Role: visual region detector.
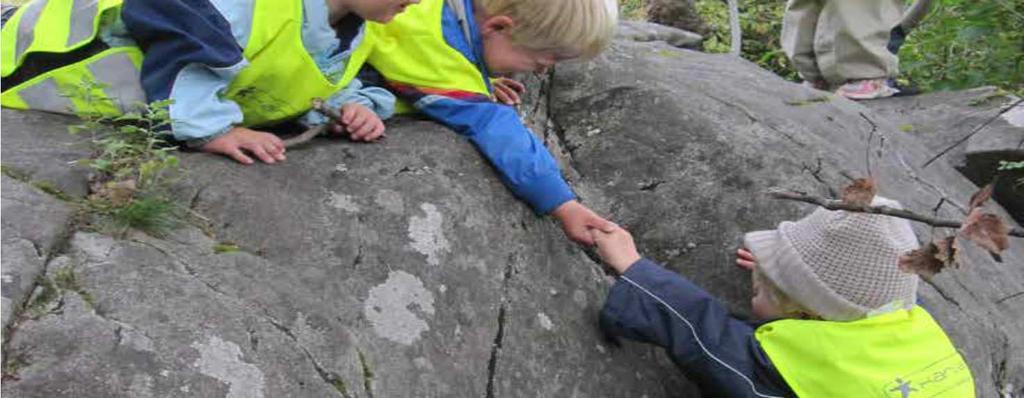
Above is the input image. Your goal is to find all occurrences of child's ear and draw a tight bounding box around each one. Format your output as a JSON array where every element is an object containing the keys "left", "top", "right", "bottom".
[{"left": 480, "top": 15, "right": 515, "bottom": 36}]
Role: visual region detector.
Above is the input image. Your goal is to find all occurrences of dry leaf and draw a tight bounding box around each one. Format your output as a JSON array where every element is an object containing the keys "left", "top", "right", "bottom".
[
  {"left": 959, "top": 208, "right": 1010, "bottom": 262},
  {"left": 934, "top": 236, "right": 959, "bottom": 269},
  {"left": 968, "top": 184, "right": 994, "bottom": 210},
  {"left": 841, "top": 178, "right": 877, "bottom": 206},
  {"left": 91, "top": 179, "right": 137, "bottom": 206},
  {"left": 899, "top": 243, "right": 944, "bottom": 277}
]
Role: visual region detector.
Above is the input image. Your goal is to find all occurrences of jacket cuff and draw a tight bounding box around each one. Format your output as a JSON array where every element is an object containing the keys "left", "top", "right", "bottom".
[
  {"left": 524, "top": 173, "right": 576, "bottom": 215},
  {"left": 184, "top": 125, "right": 233, "bottom": 149},
  {"left": 603, "top": 258, "right": 661, "bottom": 317}
]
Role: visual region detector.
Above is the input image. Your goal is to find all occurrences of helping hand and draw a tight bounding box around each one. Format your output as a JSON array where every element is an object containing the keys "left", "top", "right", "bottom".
[
  {"left": 492, "top": 77, "right": 526, "bottom": 105},
  {"left": 590, "top": 223, "right": 642, "bottom": 274},
  {"left": 551, "top": 200, "right": 613, "bottom": 246},
  {"left": 202, "top": 126, "right": 287, "bottom": 165},
  {"left": 735, "top": 248, "right": 757, "bottom": 271}
]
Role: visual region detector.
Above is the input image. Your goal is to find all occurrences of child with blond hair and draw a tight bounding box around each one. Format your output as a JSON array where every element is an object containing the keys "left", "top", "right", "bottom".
[
  {"left": 592, "top": 197, "right": 975, "bottom": 397},
  {"left": 365, "top": 0, "right": 619, "bottom": 245}
]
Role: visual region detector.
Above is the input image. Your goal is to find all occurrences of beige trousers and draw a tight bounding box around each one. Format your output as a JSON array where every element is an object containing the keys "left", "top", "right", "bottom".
[{"left": 781, "top": 0, "right": 903, "bottom": 85}]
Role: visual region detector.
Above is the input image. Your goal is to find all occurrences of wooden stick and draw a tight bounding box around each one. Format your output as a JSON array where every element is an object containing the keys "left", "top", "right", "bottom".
[
  {"left": 283, "top": 125, "right": 325, "bottom": 148},
  {"left": 767, "top": 188, "right": 1024, "bottom": 238},
  {"left": 281, "top": 99, "right": 337, "bottom": 148}
]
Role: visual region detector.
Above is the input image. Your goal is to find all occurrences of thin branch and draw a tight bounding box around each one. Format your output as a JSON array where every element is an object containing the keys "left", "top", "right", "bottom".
[
  {"left": 859, "top": 112, "right": 878, "bottom": 178},
  {"left": 283, "top": 125, "right": 326, "bottom": 148},
  {"left": 282, "top": 99, "right": 340, "bottom": 148},
  {"left": 922, "top": 98, "right": 1024, "bottom": 168},
  {"left": 767, "top": 188, "right": 1024, "bottom": 238}
]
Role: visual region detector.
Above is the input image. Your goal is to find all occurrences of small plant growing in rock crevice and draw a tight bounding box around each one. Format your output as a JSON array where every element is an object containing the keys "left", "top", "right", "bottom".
[
  {"left": 68, "top": 97, "right": 184, "bottom": 237},
  {"left": 999, "top": 160, "right": 1024, "bottom": 188}
]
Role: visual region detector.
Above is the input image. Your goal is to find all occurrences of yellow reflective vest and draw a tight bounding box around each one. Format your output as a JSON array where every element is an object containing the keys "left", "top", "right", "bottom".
[
  {"left": 366, "top": 0, "right": 490, "bottom": 113},
  {"left": 1, "top": 0, "right": 371, "bottom": 127},
  {"left": 755, "top": 306, "right": 975, "bottom": 397}
]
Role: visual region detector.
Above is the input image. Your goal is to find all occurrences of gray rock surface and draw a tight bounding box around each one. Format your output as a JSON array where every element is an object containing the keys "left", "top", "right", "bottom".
[
  {"left": 2, "top": 29, "right": 1022, "bottom": 398},
  {"left": 864, "top": 88, "right": 1024, "bottom": 221},
  {"left": 616, "top": 20, "right": 703, "bottom": 50},
  {"left": 0, "top": 109, "right": 93, "bottom": 199},
  {"left": 1, "top": 175, "right": 75, "bottom": 331}
]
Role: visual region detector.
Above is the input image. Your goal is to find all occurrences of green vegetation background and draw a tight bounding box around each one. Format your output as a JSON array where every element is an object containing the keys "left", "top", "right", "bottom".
[{"left": 621, "top": 0, "right": 1023, "bottom": 94}]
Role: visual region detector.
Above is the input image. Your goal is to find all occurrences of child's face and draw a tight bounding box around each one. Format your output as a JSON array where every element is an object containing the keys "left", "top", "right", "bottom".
[
  {"left": 346, "top": 0, "right": 419, "bottom": 23},
  {"left": 751, "top": 274, "right": 785, "bottom": 320},
  {"left": 478, "top": 15, "right": 577, "bottom": 76}
]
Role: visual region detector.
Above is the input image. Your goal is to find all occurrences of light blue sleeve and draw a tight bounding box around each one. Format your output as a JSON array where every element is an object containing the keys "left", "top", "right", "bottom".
[
  {"left": 298, "top": 78, "right": 396, "bottom": 127},
  {"left": 166, "top": 61, "right": 248, "bottom": 146}
]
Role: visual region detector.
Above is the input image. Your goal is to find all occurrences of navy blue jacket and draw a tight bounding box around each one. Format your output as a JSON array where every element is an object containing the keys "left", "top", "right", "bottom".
[{"left": 600, "top": 259, "right": 796, "bottom": 398}]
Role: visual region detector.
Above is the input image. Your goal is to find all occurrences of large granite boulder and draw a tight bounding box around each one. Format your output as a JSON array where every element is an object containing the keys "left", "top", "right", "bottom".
[{"left": 2, "top": 27, "right": 1022, "bottom": 397}]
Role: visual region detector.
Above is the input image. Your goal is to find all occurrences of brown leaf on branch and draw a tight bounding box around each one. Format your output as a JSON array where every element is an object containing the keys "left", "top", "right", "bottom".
[
  {"left": 934, "top": 236, "right": 959, "bottom": 268},
  {"left": 899, "top": 243, "right": 943, "bottom": 277},
  {"left": 899, "top": 237, "right": 959, "bottom": 277},
  {"left": 959, "top": 208, "right": 1010, "bottom": 262},
  {"left": 841, "top": 178, "right": 876, "bottom": 206},
  {"left": 968, "top": 184, "right": 994, "bottom": 210}
]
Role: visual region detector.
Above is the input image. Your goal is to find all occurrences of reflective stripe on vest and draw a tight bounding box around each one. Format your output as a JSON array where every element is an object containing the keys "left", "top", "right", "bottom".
[
  {"left": 366, "top": 0, "right": 490, "bottom": 98},
  {"left": 1, "top": 0, "right": 142, "bottom": 116},
  {"left": 223, "top": 0, "right": 374, "bottom": 127},
  {"left": 755, "top": 306, "right": 975, "bottom": 397},
  {"left": 1, "top": 46, "right": 144, "bottom": 115},
  {"left": 1, "top": 0, "right": 114, "bottom": 78}
]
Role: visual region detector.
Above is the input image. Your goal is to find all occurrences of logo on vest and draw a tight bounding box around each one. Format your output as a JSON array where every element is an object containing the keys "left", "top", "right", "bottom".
[
  {"left": 882, "top": 353, "right": 971, "bottom": 397},
  {"left": 889, "top": 378, "right": 916, "bottom": 397}
]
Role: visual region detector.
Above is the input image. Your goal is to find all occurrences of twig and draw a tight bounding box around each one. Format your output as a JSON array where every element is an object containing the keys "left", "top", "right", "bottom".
[
  {"left": 282, "top": 99, "right": 340, "bottom": 148},
  {"left": 311, "top": 98, "right": 344, "bottom": 124},
  {"left": 283, "top": 125, "right": 326, "bottom": 148},
  {"left": 922, "top": 98, "right": 1024, "bottom": 168},
  {"left": 767, "top": 188, "right": 1024, "bottom": 238},
  {"left": 859, "top": 112, "right": 878, "bottom": 179}
]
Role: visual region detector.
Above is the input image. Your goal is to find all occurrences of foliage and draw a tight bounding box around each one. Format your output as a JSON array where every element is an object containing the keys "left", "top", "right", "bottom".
[
  {"left": 899, "top": 0, "right": 1024, "bottom": 93},
  {"left": 626, "top": 0, "right": 1023, "bottom": 92},
  {"left": 68, "top": 95, "right": 185, "bottom": 237},
  {"left": 619, "top": 0, "right": 647, "bottom": 20},
  {"left": 999, "top": 160, "right": 1024, "bottom": 188},
  {"left": 695, "top": 0, "right": 797, "bottom": 81}
]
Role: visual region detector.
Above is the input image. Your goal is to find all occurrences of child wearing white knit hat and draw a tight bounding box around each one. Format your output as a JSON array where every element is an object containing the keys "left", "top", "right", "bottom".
[{"left": 593, "top": 197, "right": 975, "bottom": 397}]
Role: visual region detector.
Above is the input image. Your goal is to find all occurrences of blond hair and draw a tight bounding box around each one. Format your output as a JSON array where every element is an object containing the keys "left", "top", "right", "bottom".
[
  {"left": 476, "top": 0, "right": 618, "bottom": 59},
  {"left": 752, "top": 268, "right": 819, "bottom": 320}
]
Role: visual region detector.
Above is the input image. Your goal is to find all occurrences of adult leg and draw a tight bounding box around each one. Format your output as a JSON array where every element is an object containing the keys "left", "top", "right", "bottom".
[
  {"left": 781, "top": 0, "right": 827, "bottom": 87},
  {"left": 815, "top": 0, "right": 903, "bottom": 98}
]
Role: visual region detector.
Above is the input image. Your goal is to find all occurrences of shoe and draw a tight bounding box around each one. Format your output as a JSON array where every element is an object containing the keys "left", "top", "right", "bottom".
[
  {"left": 835, "top": 79, "right": 899, "bottom": 100},
  {"left": 801, "top": 79, "right": 830, "bottom": 91}
]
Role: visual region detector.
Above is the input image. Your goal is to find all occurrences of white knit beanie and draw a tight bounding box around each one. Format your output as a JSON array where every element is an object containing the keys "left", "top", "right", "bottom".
[{"left": 742, "top": 196, "right": 920, "bottom": 321}]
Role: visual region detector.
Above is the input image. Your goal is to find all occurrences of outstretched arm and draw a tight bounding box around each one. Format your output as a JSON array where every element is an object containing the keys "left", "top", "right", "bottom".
[{"left": 592, "top": 226, "right": 794, "bottom": 397}]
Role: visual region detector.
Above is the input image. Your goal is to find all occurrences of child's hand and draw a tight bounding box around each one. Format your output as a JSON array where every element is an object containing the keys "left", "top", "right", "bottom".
[
  {"left": 591, "top": 224, "right": 642, "bottom": 274},
  {"left": 735, "top": 248, "right": 758, "bottom": 271},
  {"left": 332, "top": 103, "right": 385, "bottom": 142},
  {"left": 202, "top": 126, "right": 287, "bottom": 165},
  {"left": 492, "top": 77, "right": 525, "bottom": 105},
  {"left": 551, "top": 200, "right": 614, "bottom": 246}
]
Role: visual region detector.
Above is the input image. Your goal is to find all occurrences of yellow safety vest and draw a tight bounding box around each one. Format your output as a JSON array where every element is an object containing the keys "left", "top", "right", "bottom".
[
  {"left": 1, "top": 0, "right": 143, "bottom": 116},
  {"left": 1, "top": 0, "right": 372, "bottom": 127},
  {"left": 755, "top": 306, "right": 975, "bottom": 397},
  {"left": 365, "top": 0, "right": 489, "bottom": 113}
]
